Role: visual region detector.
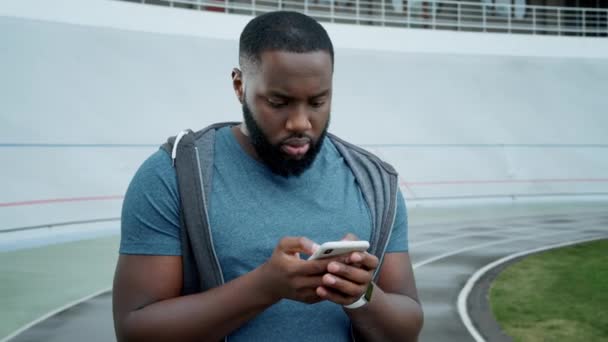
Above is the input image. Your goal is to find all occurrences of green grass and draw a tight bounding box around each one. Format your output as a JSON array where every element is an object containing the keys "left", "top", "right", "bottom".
[
  {"left": 0, "top": 236, "right": 119, "bottom": 339},
  {"left": 490, "top": 239, "right": 608, "bottom": 342}
]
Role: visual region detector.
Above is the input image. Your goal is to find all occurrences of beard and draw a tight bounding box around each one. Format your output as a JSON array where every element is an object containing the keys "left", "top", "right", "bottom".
[{"left": 242, "top": 99, "right": 328, "bottom": 177}]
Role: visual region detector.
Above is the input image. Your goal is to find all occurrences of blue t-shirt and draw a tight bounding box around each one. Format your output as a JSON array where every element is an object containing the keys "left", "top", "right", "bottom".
[{"left": 120, "top": 126, "right": 408, "bottom": 341}]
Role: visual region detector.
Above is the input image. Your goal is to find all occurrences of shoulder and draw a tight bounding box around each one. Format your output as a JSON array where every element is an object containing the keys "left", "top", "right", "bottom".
[
  {"left": 125, "top": 149, "right": 178, "bottom": 203},
  {"left": 137, "top": 149, "right": 176, "bottom": 183},
  {"left": 162, "top": 123, "right": 241, "bottom": 150},
  {"left": 327, "top": 133, "right": 398, "bottom": 176}
]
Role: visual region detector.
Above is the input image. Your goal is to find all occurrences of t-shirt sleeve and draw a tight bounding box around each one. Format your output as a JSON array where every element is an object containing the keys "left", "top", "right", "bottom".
[
  {"left": 384, "top": 189, "right": 408, "bottom": 253},
  {"left": 119, "top": 149, "right": 182, "bottom": 256}
]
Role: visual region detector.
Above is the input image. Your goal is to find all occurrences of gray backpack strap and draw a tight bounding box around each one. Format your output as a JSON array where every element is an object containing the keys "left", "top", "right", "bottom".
[
  {"left": 328, "top": 134, "right": 399, "bottom": 282},
  {"left": 160, "top": 122, "right": 240, "bottom": 296},
  {"left": 161, "top": 128, "right": 224, "bottom": 295}
]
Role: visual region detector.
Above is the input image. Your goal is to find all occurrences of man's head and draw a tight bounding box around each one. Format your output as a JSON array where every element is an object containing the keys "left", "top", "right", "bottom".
[{"left": 232, "top": 11, "right": 334, "bottom": 177}]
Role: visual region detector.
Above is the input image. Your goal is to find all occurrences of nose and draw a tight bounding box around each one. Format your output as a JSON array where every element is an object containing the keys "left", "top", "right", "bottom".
[{"left": 285, "top": 105, "right": 312, "bottom": 133}]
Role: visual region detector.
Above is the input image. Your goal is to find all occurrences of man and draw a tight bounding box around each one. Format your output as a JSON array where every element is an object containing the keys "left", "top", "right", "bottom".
[{"left": 113, "top": 11, "right": 423, "bottom": 341}]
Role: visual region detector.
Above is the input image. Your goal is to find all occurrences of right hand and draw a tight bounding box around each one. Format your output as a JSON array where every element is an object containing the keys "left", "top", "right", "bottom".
[{"left": 258, "top": 237, "right": 341, "bottom": 304}]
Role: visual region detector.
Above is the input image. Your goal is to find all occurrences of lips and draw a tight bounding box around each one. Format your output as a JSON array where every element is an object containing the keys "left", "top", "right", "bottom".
[{"left": 281, "top": 138, "right": 311, "bottom": 157}]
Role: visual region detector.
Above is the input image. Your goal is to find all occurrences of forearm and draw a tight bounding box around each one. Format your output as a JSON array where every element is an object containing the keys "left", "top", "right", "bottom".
[
  {"left": 118, "top": 267, "right": 275, "bottom": 341},
  {"left": 346, "top": 286, "right": 423, "bottom": 342}
]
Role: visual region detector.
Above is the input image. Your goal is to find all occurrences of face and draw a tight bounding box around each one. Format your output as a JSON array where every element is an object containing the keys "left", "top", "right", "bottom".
[{"left": 234, "top": 50, "right": 333, "bottom": 177}]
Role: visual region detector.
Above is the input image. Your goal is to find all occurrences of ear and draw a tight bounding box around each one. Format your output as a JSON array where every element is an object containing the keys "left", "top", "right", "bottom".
[{"left": 232, "top": 68, "right": 244, "bottom": 104}]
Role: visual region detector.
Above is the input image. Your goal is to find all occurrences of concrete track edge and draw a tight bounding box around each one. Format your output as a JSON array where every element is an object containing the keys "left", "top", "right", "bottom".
[{"left": 1, "top": 287, "right": 112, "bottom": 342}]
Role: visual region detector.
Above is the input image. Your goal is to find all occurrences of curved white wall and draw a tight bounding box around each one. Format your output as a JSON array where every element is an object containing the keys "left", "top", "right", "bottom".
[{"left": 1, "top": 0, "right": 607, "bottom": 232}]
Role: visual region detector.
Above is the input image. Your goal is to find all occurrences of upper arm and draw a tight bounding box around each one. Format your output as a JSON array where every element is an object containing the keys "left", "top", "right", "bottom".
[
  {"left": 120, "top": 150, "right": 181, "bottom": 256},
  {"left": 376, "top": 252, "right": 419, "bottom": 302},
  {"left": 114, "top": 150, "right": 184, "bottom": 337},
  {"left": 112, "top": 255, "right": 183, "bottom": 337},
  {"left": 384, "top": 190, "right": 408, "bottom": 253},
  {"left": 375, "top": 188, "right": 418, "bottom": 300}
]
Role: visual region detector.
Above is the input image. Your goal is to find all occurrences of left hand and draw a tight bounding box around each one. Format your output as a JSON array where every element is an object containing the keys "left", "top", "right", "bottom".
[{"left": 315, "top": 234, "right": 379, "bottom": 306}]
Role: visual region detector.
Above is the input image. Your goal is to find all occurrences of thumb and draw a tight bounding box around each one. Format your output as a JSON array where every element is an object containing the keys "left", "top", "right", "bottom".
[
  {"left": 278, "top": 237, "right": 320, "bottom": 255},
  {"left": 341, "top": 233, "right": 359, "bottom": 241}
]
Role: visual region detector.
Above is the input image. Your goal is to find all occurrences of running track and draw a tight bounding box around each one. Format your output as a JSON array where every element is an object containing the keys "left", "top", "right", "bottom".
[{"left": 5, "top": 204, "right": 608, "bottom": 341}]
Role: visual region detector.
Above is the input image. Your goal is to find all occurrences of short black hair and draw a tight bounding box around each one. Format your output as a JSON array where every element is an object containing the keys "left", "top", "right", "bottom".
[{"left": 239, "top": 11, "right": 334, "bottom": 71}]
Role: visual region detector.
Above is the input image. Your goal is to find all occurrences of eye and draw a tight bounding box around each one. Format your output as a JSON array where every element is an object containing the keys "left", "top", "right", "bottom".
[
  {"left": 267, "top": 98, "right": 287, "bottom": 108},
  {"left": 311, "top": 101, "right": 325, "bottom": 108},
  {"left": 310, "top": 96, "right": 326, "bottom": 108}
]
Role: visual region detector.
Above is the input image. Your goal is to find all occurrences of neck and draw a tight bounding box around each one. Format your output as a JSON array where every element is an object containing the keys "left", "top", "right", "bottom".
[{"left": 232, "top": 124, "right": 261, "bottom": 161}]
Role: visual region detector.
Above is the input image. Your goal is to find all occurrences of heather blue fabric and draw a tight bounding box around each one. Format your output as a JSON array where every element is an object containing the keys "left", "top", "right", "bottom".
[{"left": 120, "top": 126, "right": 408, "bottom": 341}]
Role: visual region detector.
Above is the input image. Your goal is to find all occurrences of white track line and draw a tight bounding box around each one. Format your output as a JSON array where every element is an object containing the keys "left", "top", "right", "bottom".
[
  {"left": 413, "top": 228, "right": 605, "bottom": 269},
  {"left": 409, "top": 218, "right": 585, "bottom": 235},
  {"left": 1, "top": 286, "right": 111, "bottom": 342},
  {"left": 408, "top": 211, "right": 603, "bottom": 234},
  {"left": 457, "top": 235, "right": 607, "bottom": 342},
  {"left": 411, "top": 232, "right": 505, "bottom": 248},
  {"left": 410, "top": 223, "right": 561, "bottom": 248}
]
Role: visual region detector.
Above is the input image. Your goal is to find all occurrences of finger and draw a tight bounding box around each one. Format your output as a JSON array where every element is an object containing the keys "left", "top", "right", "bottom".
[
  {"left": 321, "top": 273, "right": 366, "bottom": 298},
  {"left": 296, "top": 288, "right": 324, "bottom": 304},
  {"left": 299, "top": 258, "right": 336, "bottom": 275},
  {"left": 316, "top": 286, "right": 359, "bottom": 306},
  {"left": 340, "top": 233, "right": 359, "bottom": 241},
  {"left": 317, "top": 253, "right": 352, "bottom": 265},
  {"left": 327, "top": 261, "right": 372, "bottom": 285},
  {"left": 349, "top": 252, "right": 379, "bottom": 270},
  {"left": 312, "top": 252, "right": 357, "bottom": 266},
  {"left": 288, "top": 274, "right": 323, "bottom": 290},
  {"left": 300, "top": 251, "right": 353, "bottom": 275},
  {"left": 278, "top": 237, "right": 320, "bottom": 255},
  {"left": 301, "top": 292, "right": 324, "bottom": 304},
  {"left": 297, "top": 275, "right": 325, "bottom": 289}
]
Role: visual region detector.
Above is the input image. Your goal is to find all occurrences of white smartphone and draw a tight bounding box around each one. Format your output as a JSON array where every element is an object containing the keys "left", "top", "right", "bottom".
[{"left": 307, "top": 240, "right": 370, "bottom": 260}]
